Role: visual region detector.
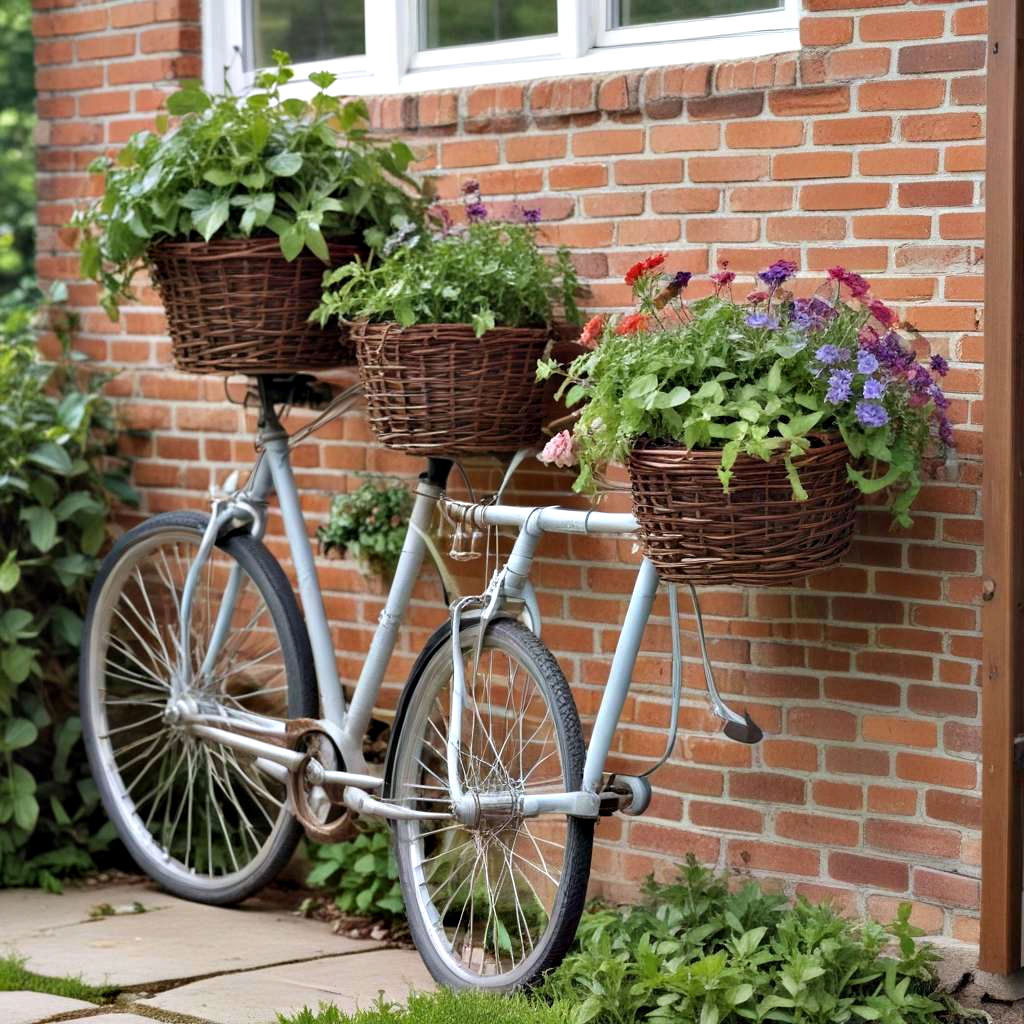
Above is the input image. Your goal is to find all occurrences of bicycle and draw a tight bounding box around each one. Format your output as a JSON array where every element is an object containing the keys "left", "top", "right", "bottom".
[{"left": 80, "top": 373, "right": 764, "bottom": 990}]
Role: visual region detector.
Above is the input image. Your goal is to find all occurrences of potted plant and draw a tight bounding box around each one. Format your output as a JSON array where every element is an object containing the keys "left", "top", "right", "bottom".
[
  {"left": 72, "top": 52, "right": 425, "bottom": 375},
  {"left": 314, "top": 184, "right": 581, "bottom": 456},
  {"left": 537, "top": 256, "right": 953, "bottom": 586}
]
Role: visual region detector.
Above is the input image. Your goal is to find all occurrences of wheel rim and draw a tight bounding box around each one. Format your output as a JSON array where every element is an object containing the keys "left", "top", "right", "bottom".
[
  {"left": 85, "top": 530, "right": 293, "bottom": 890},
  {"left": 393, "top": 632, "right": 574, "bottom": 984}
]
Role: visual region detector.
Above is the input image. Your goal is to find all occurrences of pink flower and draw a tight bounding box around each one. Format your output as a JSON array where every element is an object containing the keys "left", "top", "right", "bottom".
[
  {"left": 869, "top": 299, "right": 896, "bottom": 327},
  {"left": 579, "top": 314, "right": 606, "bottom": 349},
  {"left": 746, "top": 290, "right": 769, "bottom": 304},
  {"left": 538, "top": 430, "right": 578, "bottom": 468}
]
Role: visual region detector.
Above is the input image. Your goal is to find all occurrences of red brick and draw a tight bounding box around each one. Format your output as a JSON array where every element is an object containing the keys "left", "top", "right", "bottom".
[
  {"left": 549, "top": 164, "right": 607, "bottom": 190},
  {"left": 769, "top": 86, "right": 850, "bottom": 116},
  {"left": 726, "top": 120, "right": 804, "bottom": 149},
  {"left": 651, "top": 188, "right": 720, "bottom": 214},
  {"left": 529, "top": 78, "right": 595, "bottom": 114},
  {"left": 860, "top": 79, "right": 946, "bottom": 111},
  {"left": 690, "top": 155, "right": 768, "bottom": 182},
  {"left": 801, "top": 182, "right": 890, "bottom": 210},
  {"left": 813, "top": 116, "right": 893, "bottom": 145},
  {"left": 831, "top": 852, "right": 909, "bottom": 892},
  {"left": 913, "top": 868, "right": 979, "bottom": 909},
  {"left": 907, "top": 685, "right": 978, "bottom": 719},
  {"left": 573, "top": 129, "right": 645, "bottom": 157},
  {"left": 505, "top": 135, "right": 566, "bottom": 162},
  {"left": 867, "top": 786, "right": 918, "bottom": 816},
  {"left": 767, "top": 217, "right": 846, "bottom": 241},
  {"left": 866, "top": 820, "right": 960, "bottom": 859},
  {"left": 776, "top": 811, "right": 859, "bottom": 847},
  {"left": 690, "top": 800, "right": 763, "bottom": 833},
  {"left": 827, "top": 48, "right": 891, "bottom": 81},
  {"left": 619, "top": 219, "right": 681, "bottom": 245},
  {"left": 860, "top": 148, "right": 940, "bottom": 176},
  {"left": 953, "top": 6, "right": 987, "bottom": 36},
  {"left": 763, "top": 739, "right": 819, "bottom": 772},
  {"left": 688, "top": 92, "right": 764, "bottom": 120},
  {"left": 902, "top": 113, "right": 983, "bottom": 142},
  {"left": 441, "top": 139, "right": 499, "bottom": 168},
  {"left": 800, "top": 16, "right": 853, "bottom": 45},
  {"left": 730, "top": 186, "right": 793, "bottom": 212},
  {"left": 814, "top": 780, "right": 863, "bottom": 810},
  {"left": 898, "top": 41, "right": 986, "bottom": 75},
  {"left": 615, "top": 159, "right": 683, "bottom": 185},
  {"left": 853, "top": 215, "right": 932, "bottom": 240},
  {"left": 773, "top": 152, "right": 852, "bottom": 180},
  {"left": 896, "top": 753, "right": 976, "bottom": 790},
  {"left": 898, "top": 181, "right": 975, "bottom": 208},
  {"left": 730, "top": 772, "right": 805, "bottom": 805},
  {"left": 650, "top": 124, "right": 720, "bottom": 152},
  {"left": 860, "top": 11, "right": 946, "bottom": 41},
  {"left": 926, "top": 789, "right": 982, "bottom": 830},
  {"left": 728, "top": 840, "right": 820, "bottom": 876}
]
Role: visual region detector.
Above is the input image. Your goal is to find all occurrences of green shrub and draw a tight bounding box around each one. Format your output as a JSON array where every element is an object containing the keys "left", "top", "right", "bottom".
[
  {"left": 0, "top": 287, "right": 137, "bottom": 889},
  {"left": 540, "top": 856, "right": 980, "bottom": 1024},
  {"left": 318, "top": 475, "right": 412, "bottom": 579},
  {"left": 306, "top": 820, "right": 404, "bottom": 919},
  {"left": 279, "top": 990, "right": 568, "bottom": 1024}
]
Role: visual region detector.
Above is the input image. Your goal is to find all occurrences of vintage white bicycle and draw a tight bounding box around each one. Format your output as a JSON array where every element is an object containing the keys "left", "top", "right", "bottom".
[{"left": 80, "top": 374, "right": 762, "bottom": 990}]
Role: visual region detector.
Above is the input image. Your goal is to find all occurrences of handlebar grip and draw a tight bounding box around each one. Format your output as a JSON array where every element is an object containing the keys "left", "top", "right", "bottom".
[{"left": 723, "top": 711, "right": 764, "bottom": 745}]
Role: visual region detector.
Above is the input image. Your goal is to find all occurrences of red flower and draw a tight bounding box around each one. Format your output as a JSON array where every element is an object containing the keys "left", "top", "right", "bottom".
[
  {"left": 711, "top": 268, "right": 735, "bottom": 287},
  {"left": 579, "top": 314, "right": 606, "bottom": 349},
  {"left": 616, "top": 313, "right": 650, "bottom": 336},
  {"left": 869, "top": 299, "right": 896, "bottom": 327},
  {"left": 624, "top": 252, "right": 667, "bottom": 286},
  {"left": 746, "top": 290, "right": 769, "bottom": 304},
  {"left": 827, "top": 265, "right": 848, "bottom": 281}
]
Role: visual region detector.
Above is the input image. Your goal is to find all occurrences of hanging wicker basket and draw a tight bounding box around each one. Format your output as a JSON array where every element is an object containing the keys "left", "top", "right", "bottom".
[
  {"left": 628, "top": 436, "right": 859, "bottom": 586},
  {"left": 351, "top": 321, "right": 551, "bottom": 456},
  {"left": 147, "top": 237, "right": 364, "bottom": 374}
]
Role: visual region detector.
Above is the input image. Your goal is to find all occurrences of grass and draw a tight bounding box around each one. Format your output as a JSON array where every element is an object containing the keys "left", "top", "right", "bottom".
[
  {"left": 278, "top": 990, "right": 570, "bottom": 1024},
  {"left": 0, "top": 953, "right": 118, "bottom": 1004}
]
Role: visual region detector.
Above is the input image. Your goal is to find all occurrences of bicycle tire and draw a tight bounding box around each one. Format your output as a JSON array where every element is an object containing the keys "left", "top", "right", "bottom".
[
  {"left": 386, "top": 617, "right": 594, "bottom": 990},
  {"left": 80, "top": 511, "right": 316, "bottom": 905}
]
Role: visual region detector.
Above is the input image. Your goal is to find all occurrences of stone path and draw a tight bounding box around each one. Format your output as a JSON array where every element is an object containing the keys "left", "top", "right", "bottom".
[{"left": 0, "top": 879, "right": 433, "bottom": 1023}]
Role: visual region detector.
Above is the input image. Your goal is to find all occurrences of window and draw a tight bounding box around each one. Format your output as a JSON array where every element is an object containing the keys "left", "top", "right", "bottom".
[{"left": 202, "top": 1, "right": 799, "bottom": 96}]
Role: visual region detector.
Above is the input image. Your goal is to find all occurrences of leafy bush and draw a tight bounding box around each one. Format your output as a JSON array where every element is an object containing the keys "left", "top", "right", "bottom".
[
  {"left": 318, "top": 475, "right": 412, "bottom": 578},
  {"left": 540, "top": 857, "right": 979, "bottom": 1024},
  {"left": 279, "top": 990, "right": 569, "bottom": 1024},
  {"left": 306, "top": 820, "right": 404, "bottom": 919},
  {"left": 539, "top": 258, "right": 952, "bottom": 527},
  {"left": 0, "top": 288, "right": 136, "bottom": 888},
  {"left": 73, "top": 52, "right": 425, "bottom": 320},
  {"left": 316, "top": 184, "right": 581, "bottom": 337}
]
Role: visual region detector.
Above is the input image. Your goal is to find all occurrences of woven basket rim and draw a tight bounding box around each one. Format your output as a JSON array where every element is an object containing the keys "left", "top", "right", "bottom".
[
  {"left": 351, "top": 320, "right": 551, "bottom": 338},
  {"left": 147, "top": 236, "right": 364, "bottom": 263},
  {"left": 631, "top": 432, "right": 849, "bottom": 464}
]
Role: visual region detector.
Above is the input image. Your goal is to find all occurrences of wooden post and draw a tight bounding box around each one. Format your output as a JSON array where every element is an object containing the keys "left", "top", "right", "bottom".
[{"left": 981, "top": 0, "right": 1024, "bottom": 976}]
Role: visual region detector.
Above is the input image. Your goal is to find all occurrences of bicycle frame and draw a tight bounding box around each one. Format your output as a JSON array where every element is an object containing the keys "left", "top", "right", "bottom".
[{"left": 173, "top": 390, "right": 748, "bottom": 825}]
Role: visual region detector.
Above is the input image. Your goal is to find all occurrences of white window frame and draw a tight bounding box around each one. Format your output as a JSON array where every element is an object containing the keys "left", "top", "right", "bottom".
[{"left": 203, "top": 0, "right": 800, "bottom": 96}]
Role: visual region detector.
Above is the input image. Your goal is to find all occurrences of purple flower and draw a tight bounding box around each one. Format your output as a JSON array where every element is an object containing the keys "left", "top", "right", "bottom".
[
  {"left": 857, "top": 350, "right": 879, "bottom": 375},
  {"left": 855, "top": 401, "right": 889, "bottom": 428},
  {"left": 521, "top": 207, "right": 542, "bottom": 223},
  {"left": 815, "top": 344, "right": 847, "bottom": 366},
  {"left": 746, "top": 312, "right": 778, "bottom": 329},
  {"left": 937, "top": 414, "right": 955, "bottom": 446},
  {"left": 863, "top": 377, "right": 886, "bottom": 400},
  {"left": 878, "top": 331, "right": 915, "bottom": 371},
  {"left": 930, "top": 353, "right": 949, "bottom": 377},
  {"left": 671, "top": 271, "right": 692, "bottom": 289},
  {"left": 929, "top": 382, "right": 949, "bottom": 410},
  {"left": 826, "top": 369, "right": 854, "bottom": 404},
  {"left": 758, "top": 259, "right": 798, "bottom": 288},
  {"left": 462, "top": 179, "right": 480, "bottom": 195},
  {"left": 466, "top": 201, "right": 488, "bottom": 222}
]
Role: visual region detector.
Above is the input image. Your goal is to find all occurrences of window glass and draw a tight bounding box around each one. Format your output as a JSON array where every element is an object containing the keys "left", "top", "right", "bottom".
[
  {"left": 249, "top": 0, "right": 365, "bottom": 68},
  {"left": 419, "top": 0, "right": 557, "bottom": 50},
  {"left": 609, "top": 0, "right": 781, "bottom": 28}
]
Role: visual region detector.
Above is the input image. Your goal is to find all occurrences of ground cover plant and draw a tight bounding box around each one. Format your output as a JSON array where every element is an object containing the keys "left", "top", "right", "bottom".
[
  {"left": 539, "top": 258, "right": 952, "bottom": 527},
  {"left": 316, "top": 182, "right": 580, "bottom": 337},
  {"left": 0, "top": 953, "right": 116, "bottom": 1003},
  {"left": 540, "top": 857, "right": 980, "bottom": 1024},
  {"left": 0, "top": 288, "right": 136, "bottom": 888},
  {"left": 73, "top": 51, "right": 424, "bottom": 319}
]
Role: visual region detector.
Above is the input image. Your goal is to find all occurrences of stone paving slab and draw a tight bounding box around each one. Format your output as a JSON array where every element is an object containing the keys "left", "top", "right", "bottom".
[
  {"left": 3, "top": 882, "right": 380, "bottom": 987},
  {"left": 71, "top": 1016, "right": 161, "bottom": 1024},
  {"left": 0, "top": 990, "right": 98, "bottom": 1024},
  {"left": 140, "top": 948, "right": 435, "bottom": 1024}
]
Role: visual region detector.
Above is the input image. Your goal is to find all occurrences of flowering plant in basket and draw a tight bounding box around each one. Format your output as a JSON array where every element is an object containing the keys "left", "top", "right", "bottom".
[{"left": 538, "top": 255, "right": 952, "bottom": 530}]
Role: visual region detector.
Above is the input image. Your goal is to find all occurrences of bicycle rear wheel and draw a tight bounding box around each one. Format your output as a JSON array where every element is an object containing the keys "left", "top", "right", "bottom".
[
  {"left": 387, "top": 618, "right": 593, "bottom": 990},
  {"left": 80, "top": 511, "right": 316, "bottom": 904}
]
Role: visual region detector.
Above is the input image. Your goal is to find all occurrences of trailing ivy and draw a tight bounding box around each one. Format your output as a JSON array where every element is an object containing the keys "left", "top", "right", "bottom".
[
  {"left": 0, "top": 286, "right": 137, "bottom": 889},
  {"left": 73, "top": 52, "right": 426, "bottom": 320}
]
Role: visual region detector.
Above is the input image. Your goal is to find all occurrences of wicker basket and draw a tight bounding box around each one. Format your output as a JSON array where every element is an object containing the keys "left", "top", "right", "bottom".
[
  {"left": 628, "top": 436, "right": 859, "bottom": 586},
  {"left": 352, "top": 322, "right": 550, "bottom": 456},
  {"left": 147, "top": 237, "right": 364, "bottom": 374}
]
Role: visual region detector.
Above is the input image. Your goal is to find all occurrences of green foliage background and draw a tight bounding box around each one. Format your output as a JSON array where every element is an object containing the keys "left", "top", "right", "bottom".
[{"left": 0, "top": 0, "right": 35, "bottom": 290}]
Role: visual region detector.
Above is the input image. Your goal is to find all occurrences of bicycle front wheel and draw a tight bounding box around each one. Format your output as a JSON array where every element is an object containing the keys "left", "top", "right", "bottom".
[
  {"left": 388, "top": 618, "right": 593, "bottom": 990},
  {"left": 80, "top": 511, "right": 316, "bottom": 904}
]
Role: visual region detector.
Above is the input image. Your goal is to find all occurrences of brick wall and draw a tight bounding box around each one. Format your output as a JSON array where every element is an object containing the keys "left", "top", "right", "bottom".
[{"left": 34, "top": 0, "right": 985, "bottom": 944}]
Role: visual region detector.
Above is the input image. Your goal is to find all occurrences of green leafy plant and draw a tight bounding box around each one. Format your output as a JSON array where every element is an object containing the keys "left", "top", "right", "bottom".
[
  {"left": 538, "top": 257, "right": 952, "bottom": 527},
  {"left": 0, "top": 286, "right": 137, "bottom": 889},
  {"left": 540, "top": 856, "right": 981, "bottom": 1024},
  {"left": 73, "top": 51, "right": 425, "bottom": 320},
  {"left": 318, "top": 475, "right": 412, "bottom": 578},
  {"left": 306, "top": 820, "right": 404, "bottom": 919},
  {"left": 316, "top": 184, "right": 581, "bottom": 337},
  {"left": 0, "top": 953, "right": 117, "bottom": 1004},
  {"left": 279, "top": 990, "right": 570, "bottom": 1024}
]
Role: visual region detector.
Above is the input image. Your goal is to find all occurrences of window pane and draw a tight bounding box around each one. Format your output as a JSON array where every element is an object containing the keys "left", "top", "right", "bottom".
[
  {"left": 610, "top": 0, "right": 781, "bottom": 27},
  {"left": 249, "top": 0, "right": 365, "bottom": 68},
  {"left": 419, "top": 0, "right": 557, "bottom": 50}
]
